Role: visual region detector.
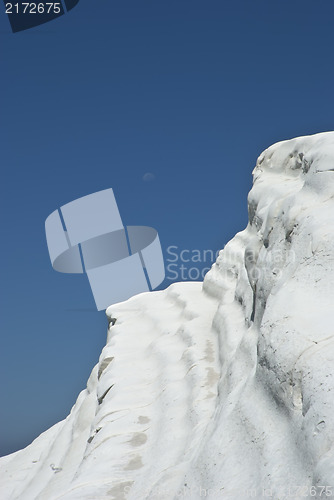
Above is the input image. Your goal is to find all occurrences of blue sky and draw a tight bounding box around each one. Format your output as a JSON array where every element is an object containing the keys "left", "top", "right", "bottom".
[{"left": 1, "top": 0, "right": 334, "bottom": 456}]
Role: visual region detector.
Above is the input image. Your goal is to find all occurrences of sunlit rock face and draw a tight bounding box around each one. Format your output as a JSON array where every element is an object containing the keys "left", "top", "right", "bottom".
[{"left": 1, "top": 132, "right": 334, "bottom": 500}]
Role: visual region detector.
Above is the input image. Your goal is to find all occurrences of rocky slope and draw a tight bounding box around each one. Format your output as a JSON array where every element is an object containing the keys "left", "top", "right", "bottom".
[{"left": 1, "top": 132, "right": 334, "bottom": 499}]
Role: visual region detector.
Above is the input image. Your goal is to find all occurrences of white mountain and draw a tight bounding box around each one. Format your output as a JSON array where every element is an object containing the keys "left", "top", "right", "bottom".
[{"left": 2, "top": 132, "right": 334, "bottom": 500}]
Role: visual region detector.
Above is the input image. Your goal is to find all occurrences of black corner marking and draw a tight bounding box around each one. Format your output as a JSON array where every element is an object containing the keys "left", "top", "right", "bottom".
[
  {"left": 4, "top": 1, "right": 81, "bottom": 33},
  {"left": 64, "top": 0, "right": 80, "bottom": 12}
]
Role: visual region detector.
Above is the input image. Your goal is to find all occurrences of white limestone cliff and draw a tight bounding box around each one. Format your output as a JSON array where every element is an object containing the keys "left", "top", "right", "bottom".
[{"left": 1, "top": 132, "right": 334, "bottom": 500}]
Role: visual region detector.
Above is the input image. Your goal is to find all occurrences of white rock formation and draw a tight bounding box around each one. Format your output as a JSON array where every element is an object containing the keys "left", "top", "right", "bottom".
[{"left": 1, "top": 132, "right": 334, "bottom": 499}]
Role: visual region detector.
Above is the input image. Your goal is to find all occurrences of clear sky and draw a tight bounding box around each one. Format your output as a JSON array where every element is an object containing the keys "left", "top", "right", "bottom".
[{"left": 1, "top": 0, "right": 334, "bottom": 456}]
